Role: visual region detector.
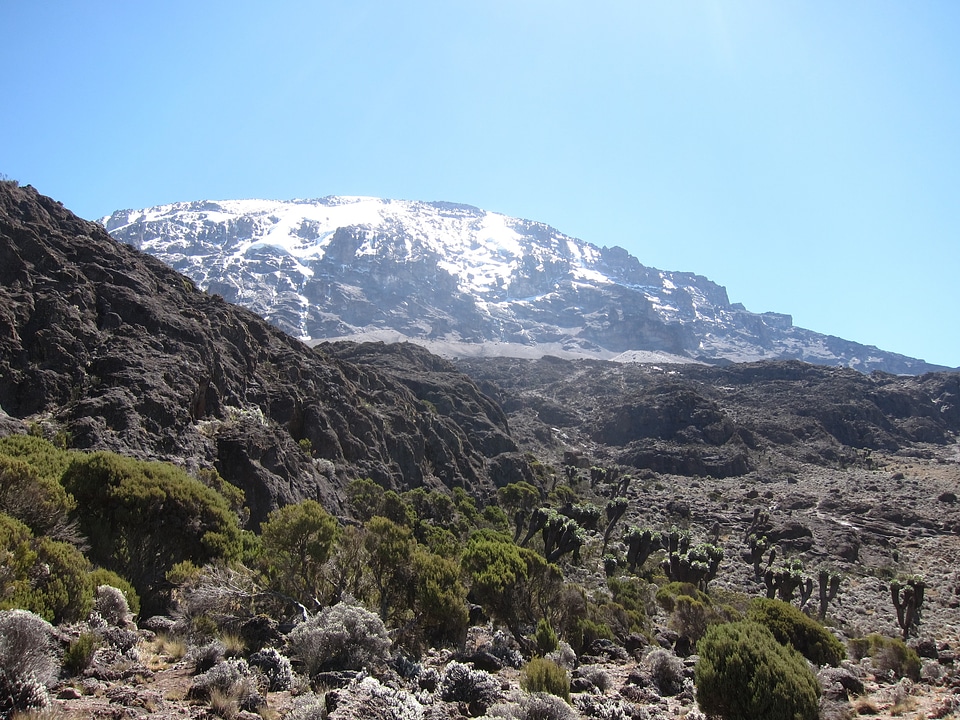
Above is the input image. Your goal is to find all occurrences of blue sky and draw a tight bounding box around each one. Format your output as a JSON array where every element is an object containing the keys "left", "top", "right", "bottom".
[{"left": 3, "top": 1, "right": 958, "bottom": 367}]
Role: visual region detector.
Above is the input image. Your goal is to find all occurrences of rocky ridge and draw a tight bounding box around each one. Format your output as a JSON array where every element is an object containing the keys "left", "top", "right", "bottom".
[
  {"left": 0, "top": 182, "right": 529, "bottom": 525},
  {"left": 101, "top": 197, "right": 952, "bottom": 375}
]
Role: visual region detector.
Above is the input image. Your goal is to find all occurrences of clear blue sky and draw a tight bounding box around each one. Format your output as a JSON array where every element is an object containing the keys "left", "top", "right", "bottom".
[{"left": 3, "top": 1, "right": 958, "bottom": 367}]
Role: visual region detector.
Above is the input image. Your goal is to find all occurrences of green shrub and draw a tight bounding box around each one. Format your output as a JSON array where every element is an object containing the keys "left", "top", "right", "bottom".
[
  {"left": 695, "top": 621, "right": 820, "bottom": 720},
  {"left": 569, "top": 617, "right": 614, "bottom": 656},
  {"left": 405, "top": 548, "right": 470, "bottom": 651},
  {"left": 848, "top": 634, "right": 920, "bottom": 681},
  {"left": 521, "top": 657, "right": 570, "bottom": 702},
  {"left": 0, "top": 434, "right": 73, "bottom": 483},
  {"left": 0, "top": 454, "right": 76, "bottom": 539},
  {"left": 61, "top": 452, "right": 242, "bottom": 614},
  {"left": 259, "top": 499, "right": 339, "bottom": 606},
  {"left": 0, "top": 513, "right": 93, "bottom": 623},
  {"left": 462, "top": 534, "right": 563, "bottom": 646},
  {"left": 64, "top": 632, "right": 99, "bottom": 675},
  {"left": 535, "top": 618, "right": 559, "bottom": 655},
  {"left": 655, "top": 581, "right": 710, "bottom": 612},
  {"left": 606, "top": 576, "right": 648, "bottom": 635},
  {"left": 747, "top": 598, "right": 845, "bottom": 667}
]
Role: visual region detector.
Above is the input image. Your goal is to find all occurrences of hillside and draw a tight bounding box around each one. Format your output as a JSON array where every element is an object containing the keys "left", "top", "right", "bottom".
[{"left": 0, "top": 182, "right": 529, "bottom": 525}]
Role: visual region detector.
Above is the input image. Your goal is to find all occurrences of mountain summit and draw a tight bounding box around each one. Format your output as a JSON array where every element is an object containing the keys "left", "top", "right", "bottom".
[{"left": 103, "top": 197, "right": 947, "bottom": 374}]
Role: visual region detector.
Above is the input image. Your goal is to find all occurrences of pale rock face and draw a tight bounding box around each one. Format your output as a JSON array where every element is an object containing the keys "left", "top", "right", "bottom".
[{"left": 103, "top": 196, "right": 946, "bottom": 374}]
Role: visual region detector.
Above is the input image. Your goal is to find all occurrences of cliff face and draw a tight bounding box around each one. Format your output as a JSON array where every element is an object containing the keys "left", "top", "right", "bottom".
[{"left": 0, "top": 183, "right": 527, "bottom": 525}]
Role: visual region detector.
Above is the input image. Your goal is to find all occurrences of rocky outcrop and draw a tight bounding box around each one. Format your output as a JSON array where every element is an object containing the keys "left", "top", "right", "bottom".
[
  {"left": 457, "top": 356, "right": 960, "bottom": 478},
  {"left": 0, "top": 183, "right": 530, "bottom": 525}
]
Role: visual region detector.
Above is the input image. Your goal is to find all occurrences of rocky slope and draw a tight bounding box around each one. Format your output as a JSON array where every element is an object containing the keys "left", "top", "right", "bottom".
[
  {"left": 457, "top": 354, "right": 960, "bottom": 638},
  {"left": 0, "top": 182, "right": 530, "bottom": 525},
  {"left": 101, "top": 197, "right": 952, "bottom": 375},
  {"left": 457, "top": 356, "right": 960, "bottom": 478}
]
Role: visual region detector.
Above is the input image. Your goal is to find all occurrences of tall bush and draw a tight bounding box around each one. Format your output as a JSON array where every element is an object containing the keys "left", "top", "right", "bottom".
[
  {"left": 747, "top": 597, "right": 844, "bottom": 667},
  {"left": 61, "top": 452, "right": 242, "bottom": 613},
  {"left": 259, "top": 499, "right": 338, "bottom": 606},
  {"left": 695, "top": 621, "right": 820, "bottom": 720},
  {"left": 0, "top": 512, "right": 93, "bottom": 623}
]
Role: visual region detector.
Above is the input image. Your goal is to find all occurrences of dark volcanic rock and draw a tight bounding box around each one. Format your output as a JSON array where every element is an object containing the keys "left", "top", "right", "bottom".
[
  {"left": 457, "top": 356, "right": 960, "bottom": 479},
  {"left": 0, "top": 183, "right": 529, "bottom": 525}
]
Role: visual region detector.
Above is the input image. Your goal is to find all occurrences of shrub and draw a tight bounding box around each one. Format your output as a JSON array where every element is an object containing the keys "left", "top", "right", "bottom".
[
  {"left": 488, "top": 693, "right": 579, "bottom": 720},
  {"left": 190, "top": 639, "right": 227, "bottom": 674},
  {"left": 747, "top": 598, "right": 845, "bottom": 667},
  {"left": 92, "top": 584, "right": 131, "bottom": 627},
  {"left": 535, "top": 618, "right": 559, "bottom": 655},
  {"left": 521, "top": 657, "right": 570, "bottom": 702},
  {"left": 259, "top": 499, "right": 339, "bottom": 606},
  {"left": 848, "top": 634, "right": 920, "bottom": 681},
  {"left": 695, "top": 621, "right": 820, "bottom": 720},
  {"left": 440, "top": 660, "right": 502, "bottom": 709},
  {"left": 606, "top": 576, "right": 649, "bottom": 636},
  {"left": 188, "top": 658, "right": 264, "bottom": 712},
  {"left": 655, "top": 582, "right": 710, "bottom": 613},
  {"left": 286, "top": 600, "right": 391, "bottom": 676},
  {"left": 285, "top": 692, "right": 327, "bottom": 720},
  {"left": 671, "top": 595, "right": 717, "bottom": 644},
  {"left": 327, "top": 675, "right": 424, "bottom": 720},
  {"left": 398, "top": 548, "right": 470, "bottom": 653},
  {"left": 63, "top": 632, "right": 99, "bottom": 676},
  {"left": 646, "top": 648, "right": 684, "bottom": 696},
  {"left": 88, "top": 568, "right": 141, "bottom": 616},
  {"left": 96, "top": 625, "right": 139, "bottom": 653},
  {"left": 0, "top": 513, "right": 94, "bottom": 623},
  {"left": 462, "top": 534, "right": 563, "bottom": 646},
  {"left": 572, "top": 694, "right": 634, "bottom": 720},
  {"left": 579, "top": 666, "right": 612, "bottom": 692},
  {"left": 61, "top": 452, "right": 243, "bottom": 614},
  {"left": 248, "top": 647, "right": 293, "bottom": 691},
  {"left": 0, "top": 453, "right": 76, "bottom": 539},
  {"left": 0, "top": 609, "right": 58, "bottom": 714}
]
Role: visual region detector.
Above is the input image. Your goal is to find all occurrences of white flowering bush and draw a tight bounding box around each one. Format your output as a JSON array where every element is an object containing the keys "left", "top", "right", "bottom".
[
  {"left": 646, "top": 648, "right": 685, "bottom": 696},
  {"left": 440, "top": 661, "right": 502, "bottom": 710},
  {"left": 188, "top": 638, "right": 226, "bottom": 673},
  {"left": 286, "top": 692, "right": 327, "bottom": 720},
  {"left": 573, "top": 694, "right": 637, "bottom": 720},
  {"left": 485, "top": 693, "right": 578, "bottom": 720},
  {"left": 248, "top": 647, "right": 293, "bottom": 691},
  {"left": 92, "top": 584, "right": 131, "bottom": 626},
  {"left": 0, "top": 609, "right": 58, "bottom": 714},
  {"left": 327, "top": 676, "right": 423, "bottom": 720},
  {"left": 188, "top": 658, "right": 264, "bottom": 712},
  {"left": 286, "top": 601, "right": 391, "bottom": 676}
]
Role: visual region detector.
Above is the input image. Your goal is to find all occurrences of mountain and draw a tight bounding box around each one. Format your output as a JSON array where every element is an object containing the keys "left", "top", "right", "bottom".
[
  {"left": 0, "top": 182, "right": 530, "bottom": 525},
  {"left": 102, "top": 196, "right": 950, "bottom": 375}
]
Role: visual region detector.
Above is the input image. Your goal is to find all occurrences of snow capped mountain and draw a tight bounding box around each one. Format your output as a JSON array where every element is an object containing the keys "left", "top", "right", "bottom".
[{"left": 102, "top": 197, "right": 948, "bottom": 374}]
